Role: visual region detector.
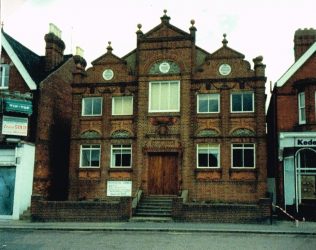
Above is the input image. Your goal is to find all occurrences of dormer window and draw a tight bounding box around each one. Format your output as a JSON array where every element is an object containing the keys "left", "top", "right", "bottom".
[
  {"left": 298, "top": 92, "right": 306, "bottom": 124},
  {"left": 0, "top": 64, "right": 10, "bottom": 89}
]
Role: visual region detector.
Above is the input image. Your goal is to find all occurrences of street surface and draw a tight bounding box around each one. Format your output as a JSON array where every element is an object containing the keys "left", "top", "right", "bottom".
[{"left": 0, "top": 230, "right": 316, "bottom": 250}]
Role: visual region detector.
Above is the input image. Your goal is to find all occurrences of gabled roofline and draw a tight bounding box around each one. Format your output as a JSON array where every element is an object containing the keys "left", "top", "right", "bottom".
[
  {"left": 276, "top": 41, "right": 316, "bottom": 87},
  {"left": 1, "top": 31, "right": 37, "bottom": 90}
]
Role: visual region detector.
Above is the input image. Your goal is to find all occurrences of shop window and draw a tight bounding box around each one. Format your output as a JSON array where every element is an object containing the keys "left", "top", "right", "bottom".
[
  {"left": 82, "top": 97, "right": 102, "bottom": 116},
  {"left": 112, "top": 96, "right": 133, "bottom": 115},
  {"left": 149, "top": 80, "right": 180, "bottom": 112},
  {"left": 197, "top": 94, "right": 220, "bottom": 113},
  {"left": 298, "top": 92, "right": 306, "bottom": 124},
  {"left": 231, "top": 92, "right": 254, "bottom": 112},
  {"left": 80, "top": 145, "right": 101, "bottom": 168},
  {"left": 231, "top": 143, "right": 255, "bottom": 168},
  {"left": 0, "top": 64, "right": 9, "bottom": 89},
  {"left": 111, "top": 145, "right": 132, "bottom": 168},
  {"left": 197, "top": 144, "right": 220, "bottom": 168}
]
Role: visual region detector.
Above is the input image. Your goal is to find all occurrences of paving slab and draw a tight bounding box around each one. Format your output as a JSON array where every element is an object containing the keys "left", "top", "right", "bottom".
[{"left": 0, "top": 219, "right": 316, "bottom": 235}]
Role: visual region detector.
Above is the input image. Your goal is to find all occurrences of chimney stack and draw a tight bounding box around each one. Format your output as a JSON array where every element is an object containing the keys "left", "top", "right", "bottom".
[
  {"left": 44, "top": 23, "right": 65, "bottom": 71},
  {"left": 294, "top": 28, "right": 316, "bottom": 61}
]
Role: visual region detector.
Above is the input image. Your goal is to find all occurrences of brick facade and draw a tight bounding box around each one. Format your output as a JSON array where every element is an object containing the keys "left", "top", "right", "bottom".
[{"left": 69, "top": 11, "right": 268, "bottom": 216}]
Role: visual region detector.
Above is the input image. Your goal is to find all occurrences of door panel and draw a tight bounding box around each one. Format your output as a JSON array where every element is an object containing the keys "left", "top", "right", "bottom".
[{"left": 148, "top": 153, "right": 178, "bottom": 195}]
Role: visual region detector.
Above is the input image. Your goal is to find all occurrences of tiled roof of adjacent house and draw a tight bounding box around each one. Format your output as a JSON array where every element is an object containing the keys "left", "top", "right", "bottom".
[{"left": 1, "top": 30, "right": 72, "bottom": 87}]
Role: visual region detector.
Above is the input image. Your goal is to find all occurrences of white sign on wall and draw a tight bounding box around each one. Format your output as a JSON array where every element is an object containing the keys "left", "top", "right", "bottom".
[
  {"left": 107, "top": 181, "right": 132, "bottom": 197},
  {"left": 2, "top": 116, "right": 28, "bottom": 136}
]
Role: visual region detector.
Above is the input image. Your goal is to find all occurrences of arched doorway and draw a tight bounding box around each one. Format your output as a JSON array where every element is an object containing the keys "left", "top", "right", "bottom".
[{"left": 295, "top": 148, "right": 316, "bottom": 212}]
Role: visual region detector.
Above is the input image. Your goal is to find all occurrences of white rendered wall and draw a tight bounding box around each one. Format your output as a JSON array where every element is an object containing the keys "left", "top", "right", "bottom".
[{"left": 12, "top": 143, "right": 35, "bottom": 219}]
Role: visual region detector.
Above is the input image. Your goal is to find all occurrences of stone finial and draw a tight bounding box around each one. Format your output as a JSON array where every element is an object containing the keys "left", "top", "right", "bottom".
[
  {"left": 107, "top": 41, "right": 113, "bottom": 53},
  {"left": 253, "top": 56, "right": 265, "bottom": 76},
  {"left": 161, "top": 9, "right": 170, "bottom": 24},
  {"left": 253, "top": 56, "right": 263, "bottom": 65},
  {"left": 222, "top": 33, "right": 228, "bottom": 47},
  {"left": 190, "top": 19, "right": 197, "bottom": 41},
  {"left": 136, "top": 23, "right": 143, "bottom": 38}
]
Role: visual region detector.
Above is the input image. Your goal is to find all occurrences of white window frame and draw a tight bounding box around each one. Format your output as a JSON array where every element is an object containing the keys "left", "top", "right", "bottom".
[
  {"left": 230, "top": 92, "right": 254, "bottom": 113},
  {"left": 110, "top": 144, "right": 132, "bottom": 168},
  {"left": 231, "top": 143, "right": 256, "bottom": 169},
  {"left": 112, "top": 96, "right": 133, "bottom": 115},
  {"left": 298, "top": 92, "right": 306, "bottom": 124},
  {"left": 82, "top": 97, "right": 103, "bottom": 116},
  {"left": 196, "top": 144, "right": 220, "bottom": 168},
  {"left": 197, "top": 93, "right": 220, "bottom": 113},
  {"left": 148, "top": 80, "right": 180, "bottom": 112},
  {"left": 0, "top": 64, "right": 9, "bottom": 89},
  {"left": 79, "top": 144, "right": 101, "bottom": 168}
]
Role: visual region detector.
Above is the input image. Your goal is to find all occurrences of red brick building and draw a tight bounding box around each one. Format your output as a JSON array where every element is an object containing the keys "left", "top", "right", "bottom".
[
  {"left": 65, "top": 11, "right": 269, "bottom": 222},
  {"left": 0, "top": 25, "right": 84, "bottom": 219},
  {"left": 267, "top": 28, "right": 316, "bottom": 220}
]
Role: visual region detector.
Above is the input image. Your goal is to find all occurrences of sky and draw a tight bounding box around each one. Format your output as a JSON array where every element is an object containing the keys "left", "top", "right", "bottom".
[{"left": 1, "top": 0, "right": 316, "bottom": 86}]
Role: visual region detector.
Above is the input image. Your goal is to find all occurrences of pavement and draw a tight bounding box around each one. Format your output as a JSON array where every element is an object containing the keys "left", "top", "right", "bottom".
[{"left": 0, "top": 219, "right": 316, "bottom": 235}]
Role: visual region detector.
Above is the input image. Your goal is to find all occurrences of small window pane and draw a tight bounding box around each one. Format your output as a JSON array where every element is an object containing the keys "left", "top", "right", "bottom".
[
  {"left": 151, "top": 83, "right": 160, "bottom": 110},
  {"left": 232, "top": 94, "right": 242, "bottom": 112},
  {"left": 93, "top": 98, "right": 102, "bottom": 114},
  {"left": 91, "top": 150, "right": 100, "bottom": 166},
  {"left": 198, "top": 153, "right": 208, "bottom": 167},
  {"left": 198, "top": 96, "right": 208, "bottom": 112},
  {"left": 81, "top": 150, "right": 90, "bottom": 166},
  {"left": 0, "top": 64, "right": 9, "bottom": 88},
  {"left": 169, "top": 82, "right": 179, "bottom": 110},
  {"left": 84, "top": 99, "right": 93, "bottom": 114},
  {"left": 123, "top": 96, "right": 133, "bottom": 115},
  {"left": 244, "top": 149, "right": 254, "bottom": 167},
  {"left": 209, "top": 154, "right": 218, "bottom": 167},
  {"left": 243, "top": 93, "right": 253, "bottom": 111},
  {"left": 233, "top": 149, "right": 242, "bottom": 167},
  {"left": 121, "top": 153, "right": 131, "bottom": 166},
  {"left": 209, "top": 98, "right": 219, "bottom": 112}
]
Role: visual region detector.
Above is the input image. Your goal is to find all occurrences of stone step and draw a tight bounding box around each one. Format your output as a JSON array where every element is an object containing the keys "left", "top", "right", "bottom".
[
  {"left": 137, "top": 204, "right": 172, "bottom": 209},
  {"left": 129, "top": 216, "right": 173, "bottom": 222},
  {"left": 136, "top": 208, "right": 172, "bottom": 213},
  {"left": 135, "top": 211, "right": 172, "bottom": 217}
]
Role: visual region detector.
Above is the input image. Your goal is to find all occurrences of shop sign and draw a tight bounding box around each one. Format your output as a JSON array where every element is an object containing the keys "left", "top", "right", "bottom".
[
  {"left": 295, "top": 138, "right": 316, "bottom": 147},
  {"left": 4, "top": 98, "right": 33, "bottom": 115},
  {"left": 107, "top": 181, "right": 132, "bottom": 197},
  {"left": 2, "top": 116, "right": 28, "bottom": 136}
]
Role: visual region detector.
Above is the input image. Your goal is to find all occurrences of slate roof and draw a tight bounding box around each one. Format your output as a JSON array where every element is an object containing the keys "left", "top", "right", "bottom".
[{"left": 1, "top": 30, "right": 72, "bottom": 86}]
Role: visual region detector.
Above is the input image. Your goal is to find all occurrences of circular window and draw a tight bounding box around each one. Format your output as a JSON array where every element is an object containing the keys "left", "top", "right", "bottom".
[
  {"left": 159, "top": 62, "right": 170, "bottom": 74},
  {"left": 219, "top": 64, "right": 232, "bottom": 76},
  {"left": 102, "top": 69, "right": 114, "bottom": 80}
]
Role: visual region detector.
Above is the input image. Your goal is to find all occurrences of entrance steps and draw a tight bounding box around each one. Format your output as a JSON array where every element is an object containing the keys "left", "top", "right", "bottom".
[
  {"left": 131, "top": 195, "right": 175, "bottom": 222},
  {"left": 20, "top": 207, "right": 31, "bottom": 221}
]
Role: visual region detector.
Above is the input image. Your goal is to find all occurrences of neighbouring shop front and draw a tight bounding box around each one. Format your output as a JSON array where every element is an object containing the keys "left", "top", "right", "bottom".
[
  {"left": 279, "top": 132, "right": 316, "bottom": 213},
  {"left": 0, "top": 95, "right": 34, "bottom": 219}
]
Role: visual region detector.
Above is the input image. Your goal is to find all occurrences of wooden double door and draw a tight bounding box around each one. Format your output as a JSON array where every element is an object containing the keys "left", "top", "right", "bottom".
[{"left": 148, "top": 153, "right": 178, "bottom": 195}]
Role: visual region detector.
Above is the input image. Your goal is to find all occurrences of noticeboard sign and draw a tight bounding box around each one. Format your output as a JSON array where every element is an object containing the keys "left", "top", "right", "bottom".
[
  {"left": 2, "top": 116, "right": 28, "bottom": 136},
  {"left": 107, "top": 181, "right": 132, "bottom": 197}
]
